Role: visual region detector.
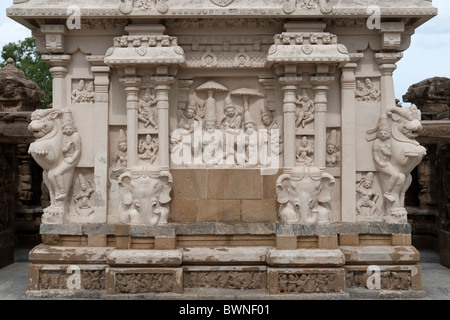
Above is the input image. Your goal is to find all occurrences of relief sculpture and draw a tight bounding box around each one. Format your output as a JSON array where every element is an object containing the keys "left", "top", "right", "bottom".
[
  {"left": 276, "top": 166, "right": 335, "bottom": 225},
  {"left": 367, "top": 105, "right": 427, "bottom": 222},
  {"left": 118, "top": 169, "right": 172, "bottom": 225},
  {"left": 28, "top": 108, "right": 82, "bottom": 224}
]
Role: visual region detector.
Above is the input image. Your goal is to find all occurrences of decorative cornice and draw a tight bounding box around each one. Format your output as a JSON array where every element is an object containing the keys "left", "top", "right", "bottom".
[{"left": 7, "top": 2, "right": 437, "bottom": 19}]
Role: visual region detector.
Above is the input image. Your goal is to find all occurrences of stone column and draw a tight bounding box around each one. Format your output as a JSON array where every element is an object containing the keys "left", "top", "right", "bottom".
[
  {"left": 311, "top": 75, "right": 333, "bottom": 168},
  {"left": 120, "top": 77, "right": 142, "bottom": 168},
  {"left": 42, "top": 55, "right": 71, "bottom": 109},
  {"left": 375, "top": 53, "right": 403, "bottom": 113},
  {"left": 87, "top": 56, "right": 110, "bottom": 222},
  {"left": 279, "top": 75, "right": 302, "bottom": 169},
  {"left": 340, "top": 54, "right": 363, "bottom": 222},
  {"left": 152, "top": 75, "right": 175, "bottom": 171}
]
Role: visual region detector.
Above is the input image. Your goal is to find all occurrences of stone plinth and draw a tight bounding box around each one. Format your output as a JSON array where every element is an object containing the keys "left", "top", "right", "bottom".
[{"left": 6, "top": 0, "right": 437, "bottom": 298}]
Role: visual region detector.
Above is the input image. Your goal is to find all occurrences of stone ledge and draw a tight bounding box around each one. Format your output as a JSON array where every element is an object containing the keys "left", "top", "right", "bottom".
[
  {"left": 175, "top": 222, "right": 277, "bottom": 235},
  {"left": 39, "top": 222, "right": 411, "bottom": 237},
  {"left": 347, "top": 288, "right": 428, "bottom": 300},
  {"left": 181, "top": 247, "right": 269, "bottom": 265},
  {"left": 340, "top": 246, "right": 420, "bottom": 265},
  {"left": 29, "top": 244, "right": 113, "bottom": 264},
  {"left": 107, "top": 249, "right": 182, "bottom": 267},
  {"left": 266, "top": 249, "right": 345, "bottom": 267}
]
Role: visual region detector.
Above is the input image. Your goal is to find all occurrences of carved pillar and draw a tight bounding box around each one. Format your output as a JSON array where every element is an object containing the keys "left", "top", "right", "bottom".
[
  {"left": 311, "top": 75, "right": 333, "bottom": 168},
  {"left": 87, "top": 56, "right": 110, "bottom": 222},
  {"left": 120, "top": 76, "right": 142, "bottom": 168},
  {"left": 42, "top": 55, "right": 71, "bottom": 109},
  {"left": 375, "top": 53, "right": 403, "bottom": 113},
  {"left": 340, "top": 54, "right": 363, "bottom": 222},
  {"left": 279, "top": 74, "right": 302, "bottom": 169},
  {"left": 152, "top": 75, "right": 175, "bottom": 171}
]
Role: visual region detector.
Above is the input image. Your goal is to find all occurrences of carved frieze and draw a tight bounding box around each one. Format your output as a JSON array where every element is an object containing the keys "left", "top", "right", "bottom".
[
  {"left": 39, "top": 270, "right": 105, "bottom": 290},
  {"left": 278, "top": 272, "right": 337, "bottom": 294},
  {"left": 347, "top": 270, "right": 412, "bottom": 291},
  {"left": 115, "top": 273, "right": 174, "bottom": 293},
  {"left": 184, "top": 271, "right": 265, "bottom": 290}
]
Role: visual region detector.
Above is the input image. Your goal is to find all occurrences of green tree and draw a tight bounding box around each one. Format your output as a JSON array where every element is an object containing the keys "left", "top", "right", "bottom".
[{"left": 0, "top": 37, "right": 52, "bottom": 109}]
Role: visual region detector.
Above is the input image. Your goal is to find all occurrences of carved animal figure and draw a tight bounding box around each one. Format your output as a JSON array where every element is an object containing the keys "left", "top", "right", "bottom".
[
  {"left": 368, "top": 105, "right": 426, "bottom": 221},
  {"left": 276, "top": 166, "right": 335, "bottom": 225},
  {"left": 118, "top": 169, "right": 172, "bottom": 225},
  {"left": 28, "top": 108, "right": 81, "bottom": 223}
]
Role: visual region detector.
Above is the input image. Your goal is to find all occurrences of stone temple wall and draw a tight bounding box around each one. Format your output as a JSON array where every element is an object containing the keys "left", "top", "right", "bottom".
[{"left": 6, "top": 0, "right": 437, "bottom": 298}]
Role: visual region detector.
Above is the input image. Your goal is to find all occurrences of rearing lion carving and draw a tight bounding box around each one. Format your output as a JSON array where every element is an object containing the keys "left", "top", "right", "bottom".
[
  {"left": 28, "top": 108, "right": 81, "bottom": 224},
  {"left": 367, "top": 104, "right": 426, "bottom": 223}
]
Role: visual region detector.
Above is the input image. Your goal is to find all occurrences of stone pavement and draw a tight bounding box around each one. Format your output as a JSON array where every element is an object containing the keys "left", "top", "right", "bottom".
[{"left": 0, "top": 248, "right": 449, "bottom": 300}]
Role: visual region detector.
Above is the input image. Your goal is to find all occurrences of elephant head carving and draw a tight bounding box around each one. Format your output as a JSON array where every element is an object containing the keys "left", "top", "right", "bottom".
[
  {"left": 118, "top": 168, "right": 172, "bottom": 225},
  {"left": 276, "top": 166, "right": 335, "bottom": 225}
]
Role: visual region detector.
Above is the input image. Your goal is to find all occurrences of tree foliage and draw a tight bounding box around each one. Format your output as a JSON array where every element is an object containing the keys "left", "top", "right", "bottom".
[{"left": 0, "top": 37, "right": 52, "bottom": 109}]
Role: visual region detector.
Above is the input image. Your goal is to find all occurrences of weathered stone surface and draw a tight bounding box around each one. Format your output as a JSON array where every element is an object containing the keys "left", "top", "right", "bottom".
[
  {"left": 241, "top": 200, "right": 277, "bottom": 222},
  {"left": 340, "top": 245, "right": 420, "bottom": 265},
  {"left": 181, "top": 247, "right": 268, "bottom": 265},
  {"left": 107, "top": 249, "right": 182, "bottom": 267},
  {"left": 197, "top": 200, "right": 241, "bottom": 222},
  {"left": 8, "top": 0, "right": 437, "bottom": 298},
  {"left": 29, "top": 244, "right": 113, "bottom": 264},
  {"left": 267, "top": 249, "right": 345, "bottom": 267},
  {"left": 206, "top": 170, "right": 263, "bottom": 200}
]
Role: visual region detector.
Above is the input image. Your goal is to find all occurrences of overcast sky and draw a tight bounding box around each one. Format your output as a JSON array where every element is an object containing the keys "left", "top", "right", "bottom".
[{"left": 0, "top": 0, "right": 449, "bottom": 102}]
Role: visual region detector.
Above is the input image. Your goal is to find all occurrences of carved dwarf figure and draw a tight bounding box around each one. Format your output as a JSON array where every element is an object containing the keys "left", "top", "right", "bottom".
[
  {"left": 74, "top": 174, "right": 95, "bottom": 217},
  {"left": 356, "top": 172, "right": 379, "bottom": 216},
  {"left": 138, "top": 88, "right": 158, "bottom": 129}
]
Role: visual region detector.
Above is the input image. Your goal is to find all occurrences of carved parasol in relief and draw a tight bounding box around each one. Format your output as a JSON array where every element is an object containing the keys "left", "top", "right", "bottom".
[
  {"left": 196, "top": 80, "right": 229, "bottom": 123},
  {"left": 230, "top": 88, "right": 266, "bottom": 111}
]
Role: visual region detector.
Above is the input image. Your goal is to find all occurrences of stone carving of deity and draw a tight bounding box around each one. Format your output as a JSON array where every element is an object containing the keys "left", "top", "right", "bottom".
[
  {"left": 138, "top": 134, "right": 159, "bottom": 164},
  {"left": 74, "top": 174, "right": 95, "bottom": 217},
  {"left": 113, "top": 129, "right": 128, "bottom": 168},
  {"left": 325, "top": 129, "right": 340, "bottom": 167},
  {"left": 296, "top": 136, "right": 314, "bottom": 165},
  {"left": 295, "top": 93, "right": 315, "bottom": 128},
  {"left": 356, "top": 172, "right": 379, "bottom": 216},
  {"left": 138, "top": 88, "right": 158, "bottom": 129}
]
